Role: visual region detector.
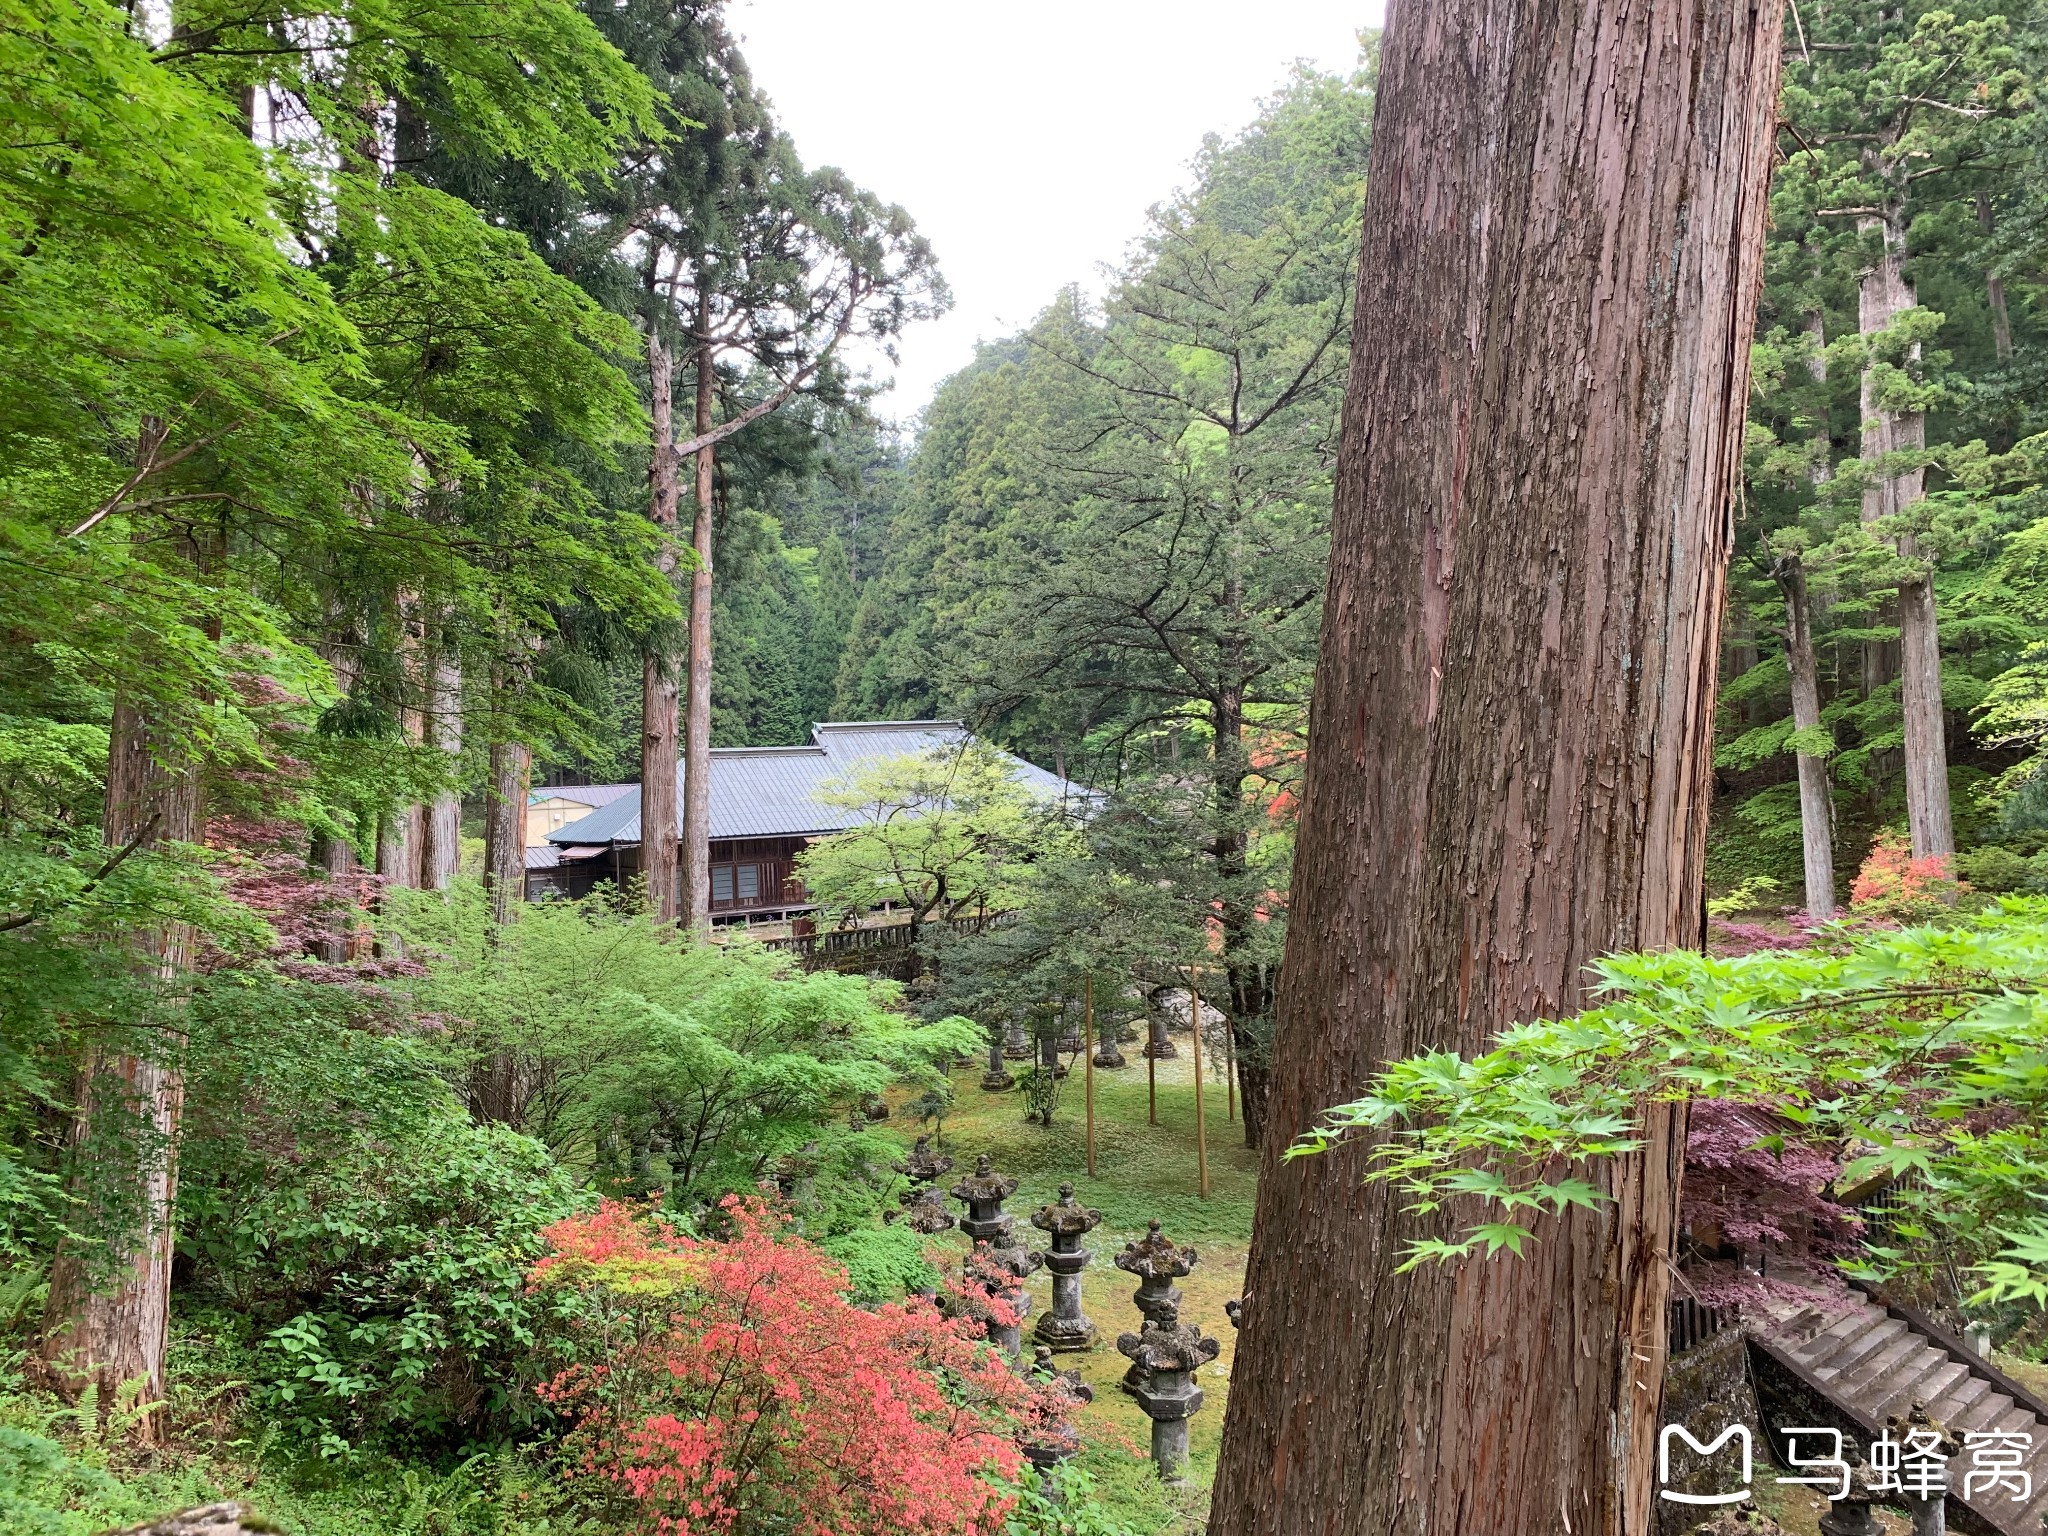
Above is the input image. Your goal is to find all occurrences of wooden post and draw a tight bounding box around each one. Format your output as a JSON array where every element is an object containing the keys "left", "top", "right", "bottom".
[
  {"left": 1190, "top": 980, "right": 1209, "bottom": 1200},
  {"left": 1084, "top": 973, "right": 1097, "bottom": 1178},
  {"left": 1148, "top": 1037, "right": 1157, "bottom": 1126},
  {"left": 1226, "top": 1006, "right": 1236, "bottom": 1124}
]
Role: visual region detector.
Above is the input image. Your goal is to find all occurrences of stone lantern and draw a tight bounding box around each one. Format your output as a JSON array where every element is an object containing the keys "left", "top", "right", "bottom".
[
  {"left": 1112, "top": 1219, "right": 1197, "bottom": 1393},
  {"left": 949, "top": 1157, "right": 1037, "bottom": 1355},
  {"left": 895, "top": 1135, "right": 953, "bottom": 1188},
  {"left": 898, "top": 1186, "right": 955, "bottom": 1236},
  {"left": 1116, "top": 1300, "right": 1219, "bottom": 1482},
  {"left": 1030, "top": 1183, "right": 1103, "bottom": 1351},
  {"left": 1816, "top": 1448, "right": 1889, "bottom": 1536},
  {"left": 980, "top": 1037, "right": 1014, "bottom": 1092},
  {"left": 1687, "top": 1502, "right": 1788, "bottom": 1535},
  {"left": 963, "top": 1239, "right": 1041, "bottom": 1358},
  {"left": 1887, "top": 1400, "right": 1960, "bottom": 1536},
  {"left": 950, "top": 1154, "right": 1022, "bottom": 1247},
  {"left": 1022, "top": 1346, "right": 1095, "bottom": 1487}
]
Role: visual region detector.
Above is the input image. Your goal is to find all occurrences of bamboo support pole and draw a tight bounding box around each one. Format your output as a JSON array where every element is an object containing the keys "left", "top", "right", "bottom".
[
  {"left": 1084, "top": 973, "right": 1097, "bottom": 1178},
  {"left": 1190, "top": 979, "right": 1209, "bottom": 1199}
]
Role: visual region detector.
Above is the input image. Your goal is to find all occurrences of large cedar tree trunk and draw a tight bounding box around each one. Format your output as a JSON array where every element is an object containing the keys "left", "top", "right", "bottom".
[
  {"left": 641, "top": 329, "right": 682, "bottom": 922},
  {"left": 1207, "top": 3, "right": 1783, "bottom": 1532},
  {"left": 1776, "top": 557, "right": 1837, "bottom": 919},
  {"left": 482, "top": 736, "right": 530, "bottom": 928},
  {"left": 41, "top": 697, "right": 202, "bottom": 1429},
  {"left": 1856, "top": 195, "right": 1953, "bottom": 860},
  {"left": 681, "top": 299, "right": 716, "bottom": 935},
  {"left": 418, "top": 644, "right": 462, "bottom": 888}
]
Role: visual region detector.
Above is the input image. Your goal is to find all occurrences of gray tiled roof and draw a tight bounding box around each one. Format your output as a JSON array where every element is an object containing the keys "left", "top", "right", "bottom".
[{"left": 547, "top": 721, "right": 1081, "bottom": 848}]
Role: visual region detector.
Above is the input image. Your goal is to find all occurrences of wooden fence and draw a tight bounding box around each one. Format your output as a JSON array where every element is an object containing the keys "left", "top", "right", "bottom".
[{"left": 759, "top": 911, "right": 1009, "bottom": 970}]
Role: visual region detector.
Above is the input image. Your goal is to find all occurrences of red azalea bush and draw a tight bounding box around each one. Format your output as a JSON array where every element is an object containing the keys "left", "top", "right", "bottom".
[
  {"left": 530, "top": 1197, "right": 1059, "bottom": 1536},
  {"left": 1849, "top": 829, "right": 1964, "bottom": 920}
]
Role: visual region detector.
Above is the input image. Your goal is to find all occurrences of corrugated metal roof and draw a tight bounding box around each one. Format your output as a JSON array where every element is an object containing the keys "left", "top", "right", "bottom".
[
  {"left": 523, "top": 845, "right": 562, "bottom": 870},
  {"left": 529, "top": 783, "right": 633, "bottom": 809},
  {"left": 548, "top": 721, "right": 1083, "bottom": 849}
]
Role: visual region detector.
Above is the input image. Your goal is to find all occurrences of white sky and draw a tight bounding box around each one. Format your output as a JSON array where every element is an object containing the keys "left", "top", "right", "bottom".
[{"left": 731, "top": 0, "right": 1384, "bottom": 424}]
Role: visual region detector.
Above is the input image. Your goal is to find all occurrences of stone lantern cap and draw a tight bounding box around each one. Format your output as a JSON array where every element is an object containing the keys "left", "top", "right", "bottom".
[
  {"left": 1687, "top": 1503, "right": 1788, "bottom": 1536},
  {"left": 899, "top": 1186, "right": 956, "bottom": 1235},
  {"left": 1116, "top": 1305, "right": 1221, "bottom": 1378},
  {"left": 1030, "top": 1345, "right": 1096, "bottom": 1406},
  {"left": 972, "top": 1238, "right": 1043, "bottom": 1283},
  {"left": 1032, "top": 1184, "right": 1104, "bottom": 1241},
  {"left": 950, "top": 1153, "right": 1020, "bottom": 1206},
  {"left": 1114, "top": 1219, "right": 1198, "bottom": 1282},
  {"left": 896, "top": 1135, "right": 954, "bottom": 1186}
]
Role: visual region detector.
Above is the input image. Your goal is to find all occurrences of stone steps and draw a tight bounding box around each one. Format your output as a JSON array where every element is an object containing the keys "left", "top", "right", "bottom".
[{"left": 1760, "top": 1299, "right": 2048, "bottom": 1536}]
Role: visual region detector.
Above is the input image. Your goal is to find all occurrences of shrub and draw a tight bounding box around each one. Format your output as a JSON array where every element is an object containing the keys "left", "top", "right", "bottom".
[
  {"left": 387, "top": 889, "right": 978, "bottom": 1209},
  {"left": 247, "top": 1114, "right": 577, "bottom": 1453},
  {"left": 1955, "top": 845, "right": 2047, "bottom": 894},
  {"left": 531, "top": 1198, "right": 1063, "bottom": 1536},
  {"left": 176, "top": 978, "right": 579, "bottom": 1453},
  {"left": 1849, "top": 830, "right": 1964, "bottom": 919}
]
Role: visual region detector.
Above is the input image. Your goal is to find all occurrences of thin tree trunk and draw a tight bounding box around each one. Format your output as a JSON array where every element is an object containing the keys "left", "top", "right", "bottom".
[
  {"left": 1857, "top": 193, "right": 1914, "bottom": 698},
  {"left": 1210, "top": 681, "right": 1270, "bottom": 1151},
  {"left": 312, "top": 630, "right": 361, "bottom": 961},
  {"left": 473, "top": 719, "right": 530, "bottom": 1125},
  {"left": 1857, "top": 192, "right": 1952, "bottom": 860},
  {"left": 1208, "top": 2, "right": 1782, "bottom": 1532},
  {"left": 681, "top": 292, "right": 716, "bottom": 935},
  {"left": 378, "top": 591, "right": 427, "bottom": 898},
  {"left": 482, "top": 737, "right": 530, "bottom": 928},
  {"left": 1977, "top": 189, "right": 2014, "bottom": 362},
  {"left": 1724, "top": 602, "right": 1762, "bottom": 724},
  {"left": 41, "top": 695, "right": 201, "bottom": 1432},
  {"left": 1776, "top": 557, "right": 1837, "bottom": 919},
  {"left": 641, "top": 328, "right": 682, "bottom": 922},
  {"left": 418, "top": 643, "right": 462, "bottom": 888},
  {"left": 1898, "top": 572, "right": 1954, "bottom": 859},
  {"left": 1807, "top": 308, "right": 1833, "bottom": 484}
]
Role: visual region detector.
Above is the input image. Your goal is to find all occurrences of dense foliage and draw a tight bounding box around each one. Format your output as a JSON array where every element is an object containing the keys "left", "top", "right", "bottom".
[
  {"left": 530, "top": 1198, "right": 1063, "bottom": 1536},
  {"left": 1295, "top": 899, "right": 2048, "bottom": 1313}
]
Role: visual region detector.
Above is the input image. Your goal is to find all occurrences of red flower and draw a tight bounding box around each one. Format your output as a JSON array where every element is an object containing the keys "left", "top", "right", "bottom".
[{"left": 532, "top": 1199, "right": 1064, "bottom": 1536}]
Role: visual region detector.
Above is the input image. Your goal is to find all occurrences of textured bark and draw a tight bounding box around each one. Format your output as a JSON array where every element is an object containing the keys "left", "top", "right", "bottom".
[
  {"left": 1898, "top": 574, "right": 1954, "bottom": 858},
  {"left": 482, "top": 736, "right": 531, "bottom": 928},
  {"left": 1207, "top": 2, "right": 1782, "bottom": 1532},
  {"left": 1856, "top": 200, "right": 1915, "bottom": 700},
  {"left": 641, "top": 329, "right": 682, "bottom": 923},
  {"left": 1776, "top": 558, "right": 1837, "bottom": 919},
  {"left": 312, "top": 632, "right": 361, "bottom": 962},
  {"left": 1977, "top": 190, "right": 2014, "bottom": 362},
  {"left": 418, "top": 644, "right": 462, "bottom": 889},
  {"left": 377, "top": 590, "right": 427, "bottom": 896},
  {"left": 474, "top": 731, "right": 529, "bottom": 1124},
  {"left": 1856, "top": 196, "right": 1952, "bottom": 860},
  {"left": 681, "top": 298, "right": 716, "bottom": 936},
  {"left": 374, "top": 805, "right": 420, "bottom": 891},
  {"left": 42, "top": 695, "right": 201, "bottom": 1430}
]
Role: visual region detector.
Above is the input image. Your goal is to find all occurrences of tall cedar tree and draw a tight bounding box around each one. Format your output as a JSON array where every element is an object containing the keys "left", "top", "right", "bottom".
[{"left": 1207, "top": 1, "right": 1783, "bottom": 1532}]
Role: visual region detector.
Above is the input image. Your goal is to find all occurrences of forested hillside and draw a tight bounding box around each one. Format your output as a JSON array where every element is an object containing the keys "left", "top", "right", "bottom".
[{"left": 840, "top": 14, "right": 2048, "bottom": 915}]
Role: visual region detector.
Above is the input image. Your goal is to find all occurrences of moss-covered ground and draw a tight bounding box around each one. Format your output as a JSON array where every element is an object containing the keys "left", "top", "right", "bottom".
[{"left": 884, "top": 1045, "right": 1256, "bottom": 1533}]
